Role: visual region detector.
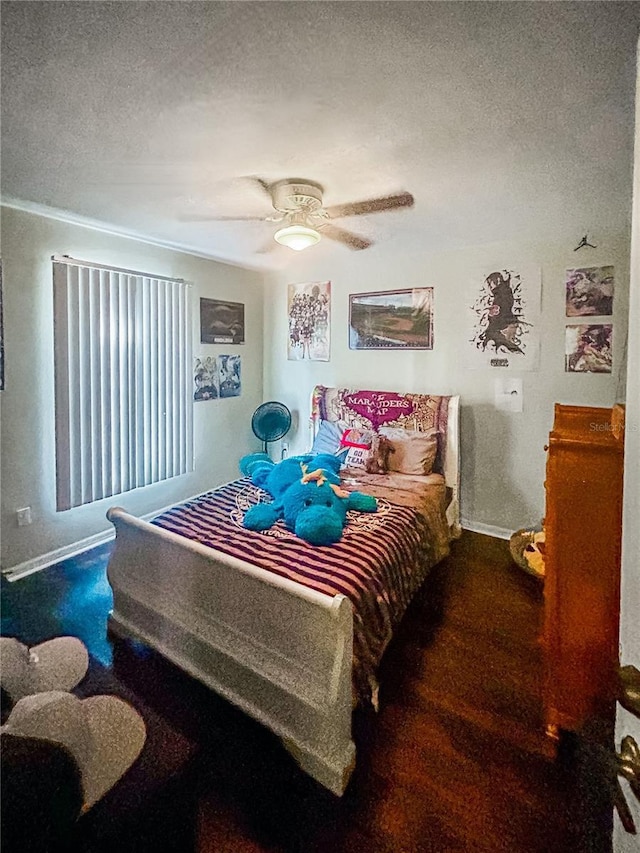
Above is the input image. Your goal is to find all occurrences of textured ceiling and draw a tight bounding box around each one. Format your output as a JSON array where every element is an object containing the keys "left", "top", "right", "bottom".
[{"left": 1, "top": 1, "right": 639, "bottom": 269}]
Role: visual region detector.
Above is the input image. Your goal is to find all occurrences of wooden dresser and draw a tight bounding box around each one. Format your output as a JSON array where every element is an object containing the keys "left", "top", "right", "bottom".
[{"left": 542, "top": 403, "right": 625, "bottom": 738}]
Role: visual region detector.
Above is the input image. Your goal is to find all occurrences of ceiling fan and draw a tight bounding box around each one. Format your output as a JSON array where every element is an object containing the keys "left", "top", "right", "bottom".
[{"left": 180, "top": 178, "right": 414, "bottom": 252}]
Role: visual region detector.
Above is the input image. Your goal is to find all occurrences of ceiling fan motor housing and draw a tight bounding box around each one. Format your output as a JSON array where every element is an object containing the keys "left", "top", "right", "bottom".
[{"left": 271, "top": 179, "right": 324, "bottom": 214}]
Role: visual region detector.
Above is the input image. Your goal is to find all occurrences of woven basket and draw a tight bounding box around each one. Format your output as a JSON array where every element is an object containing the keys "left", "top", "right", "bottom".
[{"left": 509, "top": 528, "right": 545, "bottom": 579}]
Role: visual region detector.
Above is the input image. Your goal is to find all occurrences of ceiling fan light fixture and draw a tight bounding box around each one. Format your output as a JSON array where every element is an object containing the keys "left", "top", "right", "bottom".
[{"left": 274, "top": 223, "right": 321, "bottom": 251}]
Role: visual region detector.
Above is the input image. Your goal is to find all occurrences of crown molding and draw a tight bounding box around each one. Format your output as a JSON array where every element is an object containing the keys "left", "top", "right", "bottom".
[{"left": 0, "top": 195, "right": 269, "bottom": 273}]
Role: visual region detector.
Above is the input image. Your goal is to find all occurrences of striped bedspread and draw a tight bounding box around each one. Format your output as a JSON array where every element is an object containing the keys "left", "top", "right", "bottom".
[{"left": 151, "top": 476, "right": 448, "bottom": 705}]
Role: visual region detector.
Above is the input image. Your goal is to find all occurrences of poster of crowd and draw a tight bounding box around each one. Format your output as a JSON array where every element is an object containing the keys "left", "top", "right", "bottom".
[{"left": 287, "top": 281, "right": 331, "bottom": 361}]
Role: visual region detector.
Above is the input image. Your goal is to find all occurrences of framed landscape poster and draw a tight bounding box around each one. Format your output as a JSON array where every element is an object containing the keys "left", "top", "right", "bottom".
[
  {"left": 200, "top": 298, "right": 245, "bottom": 344},
  {"left": 349, "top": 288, "right": 433, "bottom": 350}
]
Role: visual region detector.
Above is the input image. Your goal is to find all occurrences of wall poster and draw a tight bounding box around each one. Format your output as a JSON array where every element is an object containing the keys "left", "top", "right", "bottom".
[
  {"left": 349, "top": 288, "right": 434, "bottom": 350},
  {"left": 194, "top": 356, "right": 219, "bottom": 401},
  {"left": 200, "top": 298, "right": 245, "bottom": 344},
  {"left": 565, "top": 266, "right": 614, "bottom": 317},
  {"left": 565, "top": 324, "right": 613, "bottom": 374},
  {"left": 218, "top": 354, "right": 242, "bottom": 397},
  {"left": 287, "top": 281, "right": 331, "bottom": 361},
  {"left": 194, "top": 354, "right": 242, "bottom": 399},
  {"left": 467, "top": 266, "right": 541, "bottom": 370}
]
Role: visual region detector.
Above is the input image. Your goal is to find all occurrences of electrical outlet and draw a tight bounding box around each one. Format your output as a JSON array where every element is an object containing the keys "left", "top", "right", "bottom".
[{"left": 16, "top": 507, "right": 32, "bottom": 526}]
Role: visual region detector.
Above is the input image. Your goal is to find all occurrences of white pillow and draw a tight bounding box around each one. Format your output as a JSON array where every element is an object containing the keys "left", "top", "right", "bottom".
[{"left": 378, "top": 427, "right": 438, "bottom": 476}]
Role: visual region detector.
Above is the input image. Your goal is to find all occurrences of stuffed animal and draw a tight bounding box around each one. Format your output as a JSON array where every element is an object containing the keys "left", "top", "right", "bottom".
[{"left": 238, "top": 453, "right": 377, "bottom": 546}]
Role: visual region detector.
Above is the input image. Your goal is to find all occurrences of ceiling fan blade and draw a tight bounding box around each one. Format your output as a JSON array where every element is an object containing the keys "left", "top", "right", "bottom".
[
  {"left": 319, "top": 223, "right": 372, "bottom": 251},
  {"left": 178, "top": 213, "right": 269, "bottom": 222},
  {"left": 323, "top": 191, "right": 414, "bottom": 219},
  {"left": 246, "top": 175, "right": 273, "bottom": 200}
]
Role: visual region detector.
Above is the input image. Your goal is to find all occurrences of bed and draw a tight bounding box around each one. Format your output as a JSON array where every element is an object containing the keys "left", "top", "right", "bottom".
[{"left": 106, "top": 386, "right": 460, "bottom": 795}]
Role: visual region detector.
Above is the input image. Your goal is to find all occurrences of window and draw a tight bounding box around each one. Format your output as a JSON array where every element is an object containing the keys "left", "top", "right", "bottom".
[{"left": 53, "top": 257, "right": 193, "bottom": 511}]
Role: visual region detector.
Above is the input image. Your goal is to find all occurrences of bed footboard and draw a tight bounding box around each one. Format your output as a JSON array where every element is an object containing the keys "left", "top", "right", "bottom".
[{"left": 106, "top": 507, "right": 356, "bottom": 796}]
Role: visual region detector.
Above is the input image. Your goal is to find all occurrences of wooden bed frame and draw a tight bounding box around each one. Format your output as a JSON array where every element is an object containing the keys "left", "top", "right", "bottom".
[{"left": 106, "top": 394, "right": 460, "bottom": 795}]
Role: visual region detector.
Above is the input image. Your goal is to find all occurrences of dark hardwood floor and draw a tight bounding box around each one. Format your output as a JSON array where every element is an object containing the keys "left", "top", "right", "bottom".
[{"left": 1, "top": 532, "right": 612, "bottom": 852}]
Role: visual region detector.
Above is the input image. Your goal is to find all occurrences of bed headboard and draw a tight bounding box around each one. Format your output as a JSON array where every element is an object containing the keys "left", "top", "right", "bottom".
[{"left": 310, "top": 386, "right": 461, "bottom": 536}]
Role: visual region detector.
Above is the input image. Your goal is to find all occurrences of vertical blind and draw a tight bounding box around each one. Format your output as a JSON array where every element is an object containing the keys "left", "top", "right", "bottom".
[{"left": 53, "top": 258, "right": 193, "bottom": 511}]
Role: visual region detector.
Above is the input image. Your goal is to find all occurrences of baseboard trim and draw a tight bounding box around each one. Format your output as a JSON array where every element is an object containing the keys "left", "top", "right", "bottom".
[
  {"left": 2, "top": 492, "right": 213, "bottom": 583},
  {"left": 3, "top": 529, "right": 116, "bottom": 583},
  {"left": 461, "top": 519, "right": 513, "bottom": 540}
]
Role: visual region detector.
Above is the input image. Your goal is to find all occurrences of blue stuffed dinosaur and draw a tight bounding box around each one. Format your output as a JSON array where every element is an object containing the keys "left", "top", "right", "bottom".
[{"left": 238, "top": 452, "right": 377, "bottom": 546}]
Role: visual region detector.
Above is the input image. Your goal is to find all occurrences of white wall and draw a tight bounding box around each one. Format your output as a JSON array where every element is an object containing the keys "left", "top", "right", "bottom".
[
  {"left": 0, "top": 205, "right": 632, "bottom": 570},
  {"left": 0, "top": 206, "right": 265, "bottom": 572},
  {"left": 263, "top": 234, "right": 630, "bottom": 535}
]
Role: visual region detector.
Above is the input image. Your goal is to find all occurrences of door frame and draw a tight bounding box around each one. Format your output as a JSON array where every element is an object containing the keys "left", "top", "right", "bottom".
[{"left": 613, "top": 34, "right": 640, "bottom": 853}]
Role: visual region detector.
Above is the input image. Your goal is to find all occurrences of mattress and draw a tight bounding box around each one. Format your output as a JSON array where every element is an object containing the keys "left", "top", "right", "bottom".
[{"left": 151, "top": 473, "right": 450, "bottom": 705}]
